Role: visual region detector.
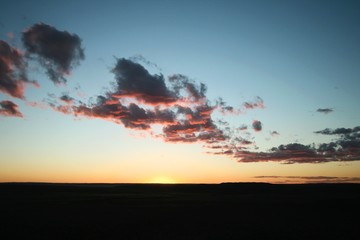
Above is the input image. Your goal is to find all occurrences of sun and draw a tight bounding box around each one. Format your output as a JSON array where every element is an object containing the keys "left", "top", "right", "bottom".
[{"left": 148, "top": 176, "right": 177, "bottom": 184}]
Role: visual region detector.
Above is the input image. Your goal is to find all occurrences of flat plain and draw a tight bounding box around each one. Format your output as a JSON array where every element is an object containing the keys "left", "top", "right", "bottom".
[{"left": 1, "top": 183, "right": 359, "bottom": 240}]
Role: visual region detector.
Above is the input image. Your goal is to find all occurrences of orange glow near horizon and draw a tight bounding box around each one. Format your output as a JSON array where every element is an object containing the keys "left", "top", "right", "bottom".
[{"left": 147, "top": 176, "right": 177, "bottom": 184}]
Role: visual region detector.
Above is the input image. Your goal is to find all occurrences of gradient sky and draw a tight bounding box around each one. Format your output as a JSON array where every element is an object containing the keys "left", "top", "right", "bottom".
[{"left": 1, "top": 0, "right": 359, "bottom": 184}]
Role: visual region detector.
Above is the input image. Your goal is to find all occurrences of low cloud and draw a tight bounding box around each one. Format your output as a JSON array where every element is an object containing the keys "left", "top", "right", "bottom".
[
  {"left": 235, "top": 143, "right": 321, "bottom": 164},
  {"left": 254, "top": 175, "right": 360, "bottom": 183},
  {"left": 22, "top": 23, "right": 84, "bottom": 84},
  {"left": 0, "top": 100, "right": 23, "bottom": 117},
  {"left": 314, "top": 127, "right": 360, "bottom": 135},
  {"left": 231, "top": 125, "right": 360, "bottom": 164},
  {"left": 316, "top": 108, "right": 333, "bottom": 114}
]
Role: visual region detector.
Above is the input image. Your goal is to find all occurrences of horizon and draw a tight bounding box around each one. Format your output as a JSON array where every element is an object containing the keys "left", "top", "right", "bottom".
[
  {"left": 2, "top": 177, "right": 360, "bottom": 185},
  {"left": 1, "top": 0, "right": 360, "bottom": 184}
]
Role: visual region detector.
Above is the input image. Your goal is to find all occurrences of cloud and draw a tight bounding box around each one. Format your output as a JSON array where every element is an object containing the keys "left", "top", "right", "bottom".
[
  {"left": 72, "top": 96, "right": 177, "bottom": 130},
  {"left": 314, "top": 127, "right": 360, "bottom": 135},
  {"left": 168, "top": 74, "right": 207, "bottom": 103},
  {"left": 215, "top": 97, "right": 238, "bottom": 115},
  {"left": 41, "top": 56, "right": 359, "bottom": 165},
  {"left": 316, "top": 108, "right": 333, "bottom": 114},
  {"left": 59, "top": 94, "right": 74, "bottom": 104},
  {"left": 0, "top": 40, "right": 35, "bottom": 99},
  {"left": 215, "top": 96, "right": 266, "bottom": 115},
  {"left": 73, "top": 94, "right": 227, "bottom": 142},
  {"left": 230, "top": 126, "right": 360, "bottom": 164},
  {"left": 234, "top": 143, "right": 321, "bottom": 164},
  {"left": 0, "top": 100, "right": 23, "bottom": 117},
  {"left": 243, "top": 96, "right": 264, "bottom": 110},
  {"left": 55, "top": 58, "right": 240, "bottom": 145},
  {"left": 270, "top": 131, "right": 279, "bottom": 136},
  {"left": 252, "top": 120, "right": 262, "bottom": 132},
  {"left": 254, "top": 175, "right": 360, "bottom": 183},
  {"left": 111, "top": 58, "right": 178, "bottom": 105},
  {"left": 22, "top": 23, "right": 84, "bottom": 84},
  {"left": 162, "top": 105, "right": 225, "bottom": 144},
  {"left": 316, "top": 126, "right": 360, "bottom": 160}
]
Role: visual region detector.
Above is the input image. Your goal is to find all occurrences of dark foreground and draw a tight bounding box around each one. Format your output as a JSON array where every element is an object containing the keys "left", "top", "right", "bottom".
[{"left": 1, "top": 183, "right": 359, "bottom": 240}]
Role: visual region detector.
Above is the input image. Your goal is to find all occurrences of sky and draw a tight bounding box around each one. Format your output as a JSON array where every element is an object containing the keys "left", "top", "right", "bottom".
[{"left": 0, "top": 0, "right": 359, "bottom": 184}]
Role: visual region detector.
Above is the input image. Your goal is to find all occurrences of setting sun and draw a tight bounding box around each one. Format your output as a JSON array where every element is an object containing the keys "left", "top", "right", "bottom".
[{"left": 148, "top": 176, "right": 177, "bottom": 184}]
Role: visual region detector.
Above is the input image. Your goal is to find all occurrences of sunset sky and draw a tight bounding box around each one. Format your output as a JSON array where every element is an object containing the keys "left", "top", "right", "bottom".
[{"left": 1, "top": 0, "right": 359, "bottom": 184}]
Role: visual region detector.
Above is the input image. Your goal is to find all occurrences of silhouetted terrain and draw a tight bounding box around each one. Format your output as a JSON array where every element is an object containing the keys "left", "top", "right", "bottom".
[{"left": 1, "top": 183, "right": 359, "bottom": 240}]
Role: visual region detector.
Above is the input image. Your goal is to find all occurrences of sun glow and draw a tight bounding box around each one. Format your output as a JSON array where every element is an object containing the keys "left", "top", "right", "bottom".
[{"left": 148, "top": 176, "right": 177, "bottom": 184}]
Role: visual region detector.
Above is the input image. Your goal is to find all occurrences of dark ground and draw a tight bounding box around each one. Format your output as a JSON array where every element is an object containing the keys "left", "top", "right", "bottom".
[{"left": 0, "top": 183, "right": 359, "bottom": 240}]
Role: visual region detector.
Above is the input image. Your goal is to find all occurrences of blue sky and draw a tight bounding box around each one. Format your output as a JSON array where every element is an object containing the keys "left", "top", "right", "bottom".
[{"left": 1, "top": 0, "right": 359, "bottom": 183}]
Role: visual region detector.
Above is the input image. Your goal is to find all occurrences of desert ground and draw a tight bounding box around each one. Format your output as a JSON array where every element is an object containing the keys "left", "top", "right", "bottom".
[{"left": 1, "top": 183, "right": 359, "bottom": 240}]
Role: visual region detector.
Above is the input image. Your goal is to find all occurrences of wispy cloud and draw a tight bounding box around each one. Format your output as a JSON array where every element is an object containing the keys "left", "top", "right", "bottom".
[
  {"left": 316, "top": 108, "right": 333, "bottom": 114},
  {"left": 270, "top": 131, "right": 279, "bottom": 137},
  {"left": 254, "top": 175, "right": 360, "bottom": 183},
  {"left": 243, "top": 96, "right": 264, "bottom": 110}
]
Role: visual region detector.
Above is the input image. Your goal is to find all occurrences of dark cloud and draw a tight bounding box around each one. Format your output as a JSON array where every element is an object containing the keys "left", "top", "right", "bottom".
[
  {"left": 0, "top": 40, "right": 35, "bottom": 99},
  {"left": 22, "top": 23, "right": 84, "bottom": 84},
  {"left": 59, "top": 94, "right": 74, "bottom": 104},
  {"left": 230, "top": 125, "right": 360, "bottom": 164},
  {"left": 72, "top": 96, "right": 176, "bottom": 130},
  {"left": 162, "top": 108, "right": 225, "bottom": 144},
  {"left": 111, "top": 58, "right": 178, "bottom": 105},
  {"left": 252, "top": 120, "right": 262, "bottom": 132},
  {"left": 168, "top": 74, "right": 207, "bottom": 103},
  {"left": 234, "top": 143, "right": 321, "bottom": 164},
  {"left": 316, "top": 108, "right": 333, "bottom": 114},
  {"left": 73, "top": 95, "right": 226, "bottom": 143},
  {"left": 315, "top": 126, "right": 360, "bottom": 162},
  {"left": 121, "top": 103, "right": 176, "bottom": 130},
  {"left": 254, "top": 175, "right": 360, "bottom": 183},
  {"left": 33, "top": 53, "right": 360, "bottom": 165},
  {"left": 243, "top": 96, "right": 264, "bottom": 109},
  {"left": 0, "top": 100, "right": 23, "bottom": 117},
  {"left": 73, "top": 96, "right": 127, "bottom": 122},
  {"left": 55, "top": 58, "right": 238, "bottom": 146},
  {"left": 314, "top": 126, "right": 360, "bottom": 135},
  {"left": 27, "top": 49, "right": 359, "bottom": 165}
]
